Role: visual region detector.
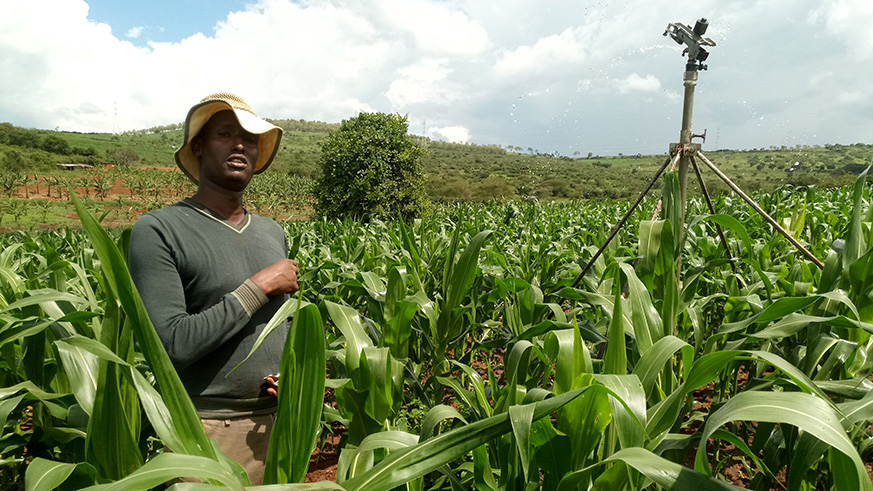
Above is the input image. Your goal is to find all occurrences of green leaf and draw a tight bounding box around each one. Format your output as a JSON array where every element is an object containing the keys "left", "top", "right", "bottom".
[
  {"left": 603, "top": 268, "right": 627, "bottom": 375},
  {"left": 0, "top": 381, "right": 69, "bottom": 419},
  {"left": 632, "top": 335, "right": 691, "bottom": 396},
  {"left": 265, "top": 303, "right": 326, "bottom": 484},
  {"left": 544, "top": 328, "right": 578, "bottom": 396},
  {"left": 695, "top": 391, "right": 871, "bottom": 491},
  {"left": 560, "top": 376, "right": 611, "bottom": 471},
  {"left": 71, "top": 193, "right": 224, "bottom": 467},
  {"left": 85, "top": 282, "right": 142, "bottom": 481},
  {"left": 323, "top": 300, "right": 372, "bottom": 376},
  {"left": 509, "top": 403, "right": 535, "bottom": 482},
  {"left": 701, "top": 214, "right": 752, "bottom": 257},
  {"left": 419, "top": 405, "right": 467, "bottom": 442},
  {"left": 342, "top": 388, "right": 588, "bottom": 491},
  {"left": 381, "top": 268, "right": 416, "bottom": 359},
  {"left": 619, "top": 263, "right": 661, "bottom": 355},
  {"left": 25, "top": 458, "right": 92, "bottom": 491},
  {"left": 842, "top": 164, "right": 869, "bottom": 268},
  {"left": 657, "top": 219, "right": 678, "bottom": 337},
  {"left": 638, "top": 220, "right": 664, "bottom": 278},
  {"left": 603, "top": 447, "right": 744, "bottom": 490},
  {"left": 662, "top": 171, "right": 683, "bottom": 256},
  {"left": 0, "top": 290, "right": 91, "bottom": 314},
  {"left": 438, "top": 230, "right": 492, "bottom": 343},
  {"left": 595, "top": 374, "right": 647, "bottom": 449},
  {"left": 80, "top": 453, "right": 245, "bottom": 491},
  {"left": 55, "top": 340, "right": 98, "bottom": 415},
  {"left": 228, "top": 297, "right": 310, "bottom": 376}
]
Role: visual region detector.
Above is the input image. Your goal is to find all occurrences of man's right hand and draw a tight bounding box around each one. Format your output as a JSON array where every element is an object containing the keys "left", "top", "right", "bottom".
[{"left": 251, "top": 259, "right": 299, "bottom": 296}]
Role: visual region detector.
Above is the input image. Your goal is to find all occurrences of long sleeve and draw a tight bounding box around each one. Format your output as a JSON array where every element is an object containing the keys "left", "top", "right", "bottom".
[
  {"left": 129, "top": 215, "right": 267, "bottom": 370},
  {"left": 127, "top": 202, "right": 289, "bottom": 408}
]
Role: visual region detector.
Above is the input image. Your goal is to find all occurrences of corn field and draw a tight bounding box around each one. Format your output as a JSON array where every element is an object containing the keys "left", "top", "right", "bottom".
[{"left": 2, "top": 169, "right": 873, "bottom": 490}]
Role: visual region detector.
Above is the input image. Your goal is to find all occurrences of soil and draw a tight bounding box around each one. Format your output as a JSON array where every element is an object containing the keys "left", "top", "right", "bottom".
[
  {"left": 305, "top": 431, "right": 341, "bottom": 483},
  {"left": 0, "top": 170, "right": 311, "bottom": 232}
]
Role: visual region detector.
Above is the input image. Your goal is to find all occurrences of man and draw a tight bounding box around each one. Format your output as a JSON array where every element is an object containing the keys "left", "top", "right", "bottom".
[{"left": 129, "top": 93, "right": 298, "bottom": 485}]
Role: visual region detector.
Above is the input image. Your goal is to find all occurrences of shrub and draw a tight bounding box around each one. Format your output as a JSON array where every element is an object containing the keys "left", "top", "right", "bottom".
[{"left": 314, "top": 112, "right": 427, "bottom": 221}]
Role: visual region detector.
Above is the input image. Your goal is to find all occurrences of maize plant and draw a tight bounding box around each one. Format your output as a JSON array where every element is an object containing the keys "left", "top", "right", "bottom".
[{"left": 2, "top": 167, "right": 873, "bottom": 490}]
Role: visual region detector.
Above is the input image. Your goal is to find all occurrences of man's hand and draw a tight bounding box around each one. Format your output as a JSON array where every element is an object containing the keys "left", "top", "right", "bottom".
[
  {"left": 251, "top": 259, "right": 299, "bottom": 296},
  {"left": 263, "top": 374, "right": 279, "bottom": 397}
]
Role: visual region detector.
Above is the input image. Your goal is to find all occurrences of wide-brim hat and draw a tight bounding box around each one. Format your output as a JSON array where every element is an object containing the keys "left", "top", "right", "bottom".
[{"left": 175, "top": 93, "right": 283, "bottom": 183}]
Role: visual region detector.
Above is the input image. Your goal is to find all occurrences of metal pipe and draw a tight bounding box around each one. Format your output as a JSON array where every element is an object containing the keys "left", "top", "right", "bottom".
[
  {"left": 572, "top": 152, "right": 680, "bottom": 289},
  {"left": 679, "top": 69, "right": 698, "bottom": 146},
  {"left": 694, "top": 150, "right": 824, "bottom": 269},
  {"left": 677, "top": 68, "right": 698, "bottom": 258}
]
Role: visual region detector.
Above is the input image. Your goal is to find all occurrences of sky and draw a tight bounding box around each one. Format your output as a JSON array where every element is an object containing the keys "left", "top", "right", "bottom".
[{"left": 1, "top": 0, "right": 871, "bottom": 157}]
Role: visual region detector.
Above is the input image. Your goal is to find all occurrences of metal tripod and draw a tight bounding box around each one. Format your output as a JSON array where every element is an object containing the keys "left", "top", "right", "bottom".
[{"left": 572, "top": 18, "right": 822, "bottom": 290}]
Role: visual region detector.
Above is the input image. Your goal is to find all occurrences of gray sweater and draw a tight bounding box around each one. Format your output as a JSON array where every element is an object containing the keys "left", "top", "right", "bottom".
[{"left": 129, "top": 199, "right": 289, "bottom": 418}]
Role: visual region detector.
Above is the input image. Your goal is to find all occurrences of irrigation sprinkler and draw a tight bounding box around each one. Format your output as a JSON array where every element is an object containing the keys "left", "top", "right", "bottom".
[{"left": 572, "top": 18, "right": 822, "bottom": 291}]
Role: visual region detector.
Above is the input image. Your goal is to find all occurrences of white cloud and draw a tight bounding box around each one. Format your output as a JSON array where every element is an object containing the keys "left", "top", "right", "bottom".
[
  {"left": 810, "top": 0, "right": 873, "bottom": 59},
  {"left": 0, "top": 0, "right": 869, "bottom": 155},
  {"left": 615, "top": 73, "right": 661, "bottom": 94},
  {"left": 836, "top": 90, "right": 865, "bottom": 104},
  {"left": 493, "top": 27, "right": 588, "bottom": 80},
  {"left": 386, "top": 60, "right": 454, "bottom": 107},
  {"left": 429, "top": 126, "right": 470, "bottom": 143},
  {"left": 126, "top": 26, "right": 144, "bottom": 39},
  {"left": 356, "top": 0, "right": 490, "bottom": 57}
]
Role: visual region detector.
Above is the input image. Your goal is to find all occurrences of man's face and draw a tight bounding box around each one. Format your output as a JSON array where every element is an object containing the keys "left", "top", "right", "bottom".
[{"left": 192, "top": 110, "right": 260, "bottom": 192}]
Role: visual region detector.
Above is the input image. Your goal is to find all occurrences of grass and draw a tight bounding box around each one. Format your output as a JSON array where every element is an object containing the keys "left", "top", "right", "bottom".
[{"left": 2, "top": 120, "right": 870, "bottom": 202}]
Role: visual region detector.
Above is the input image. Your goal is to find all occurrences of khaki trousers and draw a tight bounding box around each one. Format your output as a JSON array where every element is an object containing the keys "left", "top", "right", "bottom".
[{"left": 170, "top": 412, "right": 276, "bottom": 486}]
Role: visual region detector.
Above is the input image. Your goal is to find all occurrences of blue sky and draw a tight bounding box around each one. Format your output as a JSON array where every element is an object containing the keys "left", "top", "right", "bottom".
[
  {"left": 86, "top": 0, "right": 250, "bottom": 45},
  {"left": 1, "top": 0, "right": 871, "bottom": 156}
]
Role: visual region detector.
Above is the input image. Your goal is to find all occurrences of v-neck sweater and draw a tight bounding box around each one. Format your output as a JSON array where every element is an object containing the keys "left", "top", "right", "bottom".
[{"left": 129, "top": 199, "right": 289, "bottom": 417}]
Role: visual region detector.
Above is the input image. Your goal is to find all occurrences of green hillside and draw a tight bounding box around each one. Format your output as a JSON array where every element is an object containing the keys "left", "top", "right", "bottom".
[{"left": 1, "top": 120, "right": 870, "bottom": 202}]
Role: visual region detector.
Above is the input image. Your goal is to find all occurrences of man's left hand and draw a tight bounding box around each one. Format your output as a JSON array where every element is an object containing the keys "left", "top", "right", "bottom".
[{"left": 263, "top": 375, "right": 279, "bottom": 397}]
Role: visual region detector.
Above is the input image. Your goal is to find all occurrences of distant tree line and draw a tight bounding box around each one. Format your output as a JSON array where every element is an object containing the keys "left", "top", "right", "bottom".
[
  {"left": 0, "top": 123, "right": 97, "bottom": 157},
  {"left": 122, "top": 123, "right": 183, "bottom": 136},
  {"left": 272, "top": 118, "right": 340, "bottom": 134}
]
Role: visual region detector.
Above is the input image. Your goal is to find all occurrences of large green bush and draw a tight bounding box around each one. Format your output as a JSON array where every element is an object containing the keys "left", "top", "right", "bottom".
[{"left": 314, "top": 112, "right": 427, "bottom": 221}]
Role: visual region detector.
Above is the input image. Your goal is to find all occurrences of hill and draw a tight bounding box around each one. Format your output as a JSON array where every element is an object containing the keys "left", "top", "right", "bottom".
[{"left": 0, "top": 120, "right": 871, "bottom": 202}]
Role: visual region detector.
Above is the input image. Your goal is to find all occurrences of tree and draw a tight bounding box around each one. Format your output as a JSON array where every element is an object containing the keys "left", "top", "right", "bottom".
[
  {"left": 41, "top": 135, "right": 71, "bottom": 155},
  {"left": 1, "top": 149, "right": 24, "bottom": 172},
  {"left": 314, "top": 112, "right": 427, "bottom": 221},
  {"left": 110, "top": 147, "right": 140, "bottom": 166}
]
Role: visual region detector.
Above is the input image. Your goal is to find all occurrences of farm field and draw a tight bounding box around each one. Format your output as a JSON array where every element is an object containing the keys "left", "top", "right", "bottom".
[
  {"left": 2, "top": 121, "right": 872, "bottom": 205},
  {"left": 2, "top": 169, "right": 873, "bottom": 490},
  {"left": 0, "top": 166, "right": 314, "bottom": 230}
]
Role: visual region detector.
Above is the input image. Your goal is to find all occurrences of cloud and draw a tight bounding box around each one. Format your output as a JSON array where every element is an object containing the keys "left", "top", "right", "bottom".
[
  {"left": 0, "top": 0, "right": 870, "bottom": 156},
  {"left": 352, "top": 0, "right": 490, "bottom": 57},
  {"left": 810, "top": 0, "right": 873, "bottom": 59},
  {"left": 126, "top": 26, "right": 144, "bottom": 39},
  {"left": 386, "top": 60, "right": 454, "bottom": 107},
  {"left": 429, "top": 125, "right": 470, "bottom": 143},
  {"left": 836, "top": 90, "right": 865, "bottom": 104},
  {"left": 493, "top": 27, "right": 588, "bottom": 80},
  {"left": 615, "top": 73, "right": 661, "bottom": 94}
]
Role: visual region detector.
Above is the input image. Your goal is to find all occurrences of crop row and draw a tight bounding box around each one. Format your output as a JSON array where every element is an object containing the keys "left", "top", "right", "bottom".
[{"left": 1, "top": 172, "right": 872, "bottom": 490}]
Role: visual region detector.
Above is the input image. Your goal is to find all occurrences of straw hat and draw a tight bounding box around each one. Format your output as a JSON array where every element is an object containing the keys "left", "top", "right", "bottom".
[{"left": 174, "top": 93, "right": 283, "bottom": 183}]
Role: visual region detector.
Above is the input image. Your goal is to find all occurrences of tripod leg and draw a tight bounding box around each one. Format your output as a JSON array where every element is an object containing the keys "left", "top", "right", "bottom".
[
  {"left": 572, "top": 152, "right": 680, "bottom": 289},
  {"left": 694, "top": 150, "right": 824, "bottom": 270},
  {"left": 649, "top": 152, "right": 683, "bottom": 221},
  {"left": 690, "top": 155, "right": 745, "bottom": 289}
]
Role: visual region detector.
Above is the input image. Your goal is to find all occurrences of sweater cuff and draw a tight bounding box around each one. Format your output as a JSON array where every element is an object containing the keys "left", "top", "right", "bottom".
[{"left": 231, "top": 279, "right": 269, "bottom": 317}]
